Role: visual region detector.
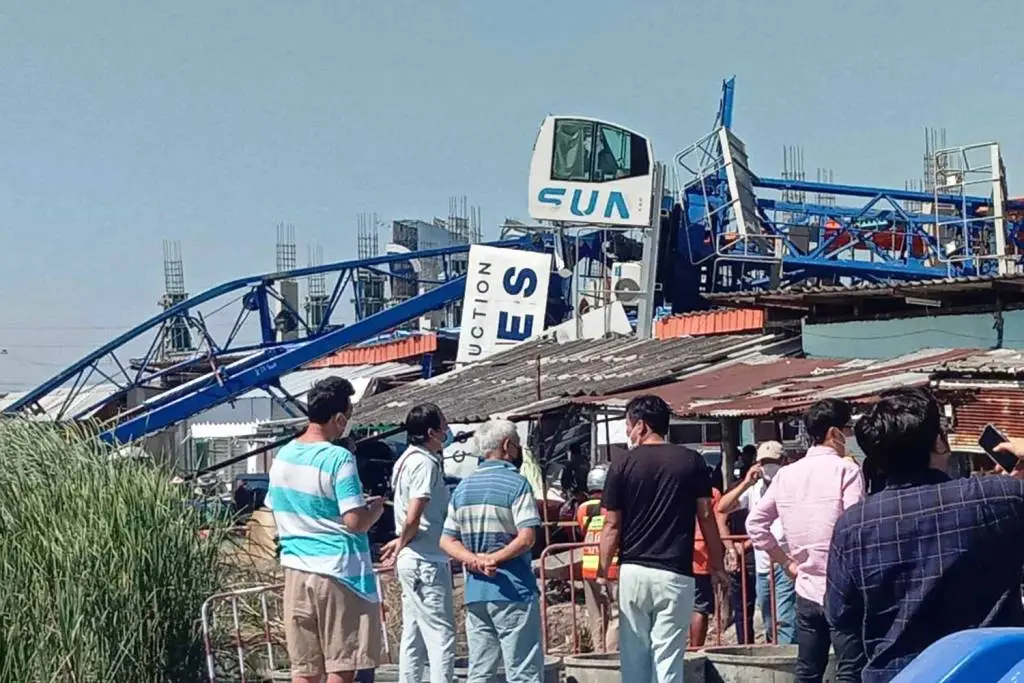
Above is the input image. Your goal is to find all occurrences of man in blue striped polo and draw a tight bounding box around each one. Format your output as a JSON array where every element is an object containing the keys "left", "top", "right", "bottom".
[
  {"left": 268, "top": 377, "right": 386, "bottom": 683},
  {"left": 440, "top": 418, "right": 544, "bottom": 683}
]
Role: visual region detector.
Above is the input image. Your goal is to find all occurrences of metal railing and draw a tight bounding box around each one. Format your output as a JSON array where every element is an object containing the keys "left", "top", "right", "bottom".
[
  {"left": 201, "top": 534, "right": 790, "bottom": 678},
  {"left": 536, "top": 535, "right": 789, "bottom": 656},
  {"left": 200, "top": 571, "right": 392, "bottom": 683}
]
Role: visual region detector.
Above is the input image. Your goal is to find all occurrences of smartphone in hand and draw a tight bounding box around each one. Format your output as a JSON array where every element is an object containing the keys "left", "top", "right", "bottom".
[{"left": 979, "top": 424, "right": 1016, "bottom": 471}]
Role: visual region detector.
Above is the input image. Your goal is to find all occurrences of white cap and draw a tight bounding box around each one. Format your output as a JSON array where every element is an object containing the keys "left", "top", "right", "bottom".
[{"left": 756, "top": 441, "right": 784, "bottom": 463}]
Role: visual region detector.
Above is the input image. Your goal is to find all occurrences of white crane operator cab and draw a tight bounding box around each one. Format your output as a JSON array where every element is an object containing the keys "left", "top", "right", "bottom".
[{"left": 528, "top": 116, "right": 655, "bottom": 229}]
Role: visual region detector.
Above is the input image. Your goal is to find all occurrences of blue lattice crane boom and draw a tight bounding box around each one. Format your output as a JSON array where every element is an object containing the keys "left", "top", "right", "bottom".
[{"left": 2, "top": 237, "right": 539, "bottom": 442}]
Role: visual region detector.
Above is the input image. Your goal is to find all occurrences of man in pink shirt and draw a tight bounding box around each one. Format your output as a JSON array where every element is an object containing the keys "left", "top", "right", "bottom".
[{"left": 747, "top": 398, "right": 866, "bottom": 683}]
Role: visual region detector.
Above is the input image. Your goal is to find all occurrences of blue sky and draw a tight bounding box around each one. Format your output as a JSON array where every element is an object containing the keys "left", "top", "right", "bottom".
[{"left": 2, "top": 0, "right": 1023, "bottom": 389}]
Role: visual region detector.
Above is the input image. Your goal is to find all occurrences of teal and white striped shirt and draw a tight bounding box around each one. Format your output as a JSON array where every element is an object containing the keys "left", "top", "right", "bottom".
[{"left": 267, "top": 440, "right": 378, "bottom": 602}]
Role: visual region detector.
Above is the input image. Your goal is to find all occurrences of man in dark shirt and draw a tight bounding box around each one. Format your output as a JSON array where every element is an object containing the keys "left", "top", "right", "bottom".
[
  {"left": 600, "top": 395, "right": 728, "bottom": 682},
  {"left": 825, "top": 387, "right": 1024, "bottom": 682}
]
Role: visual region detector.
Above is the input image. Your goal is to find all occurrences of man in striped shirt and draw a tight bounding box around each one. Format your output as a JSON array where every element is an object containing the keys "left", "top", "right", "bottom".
[
  {"left": 268, "top": 377, "right": 385, "bottom": 683},
  {"left": 440, "top": 418, "right": 544, "bottom": 683}
]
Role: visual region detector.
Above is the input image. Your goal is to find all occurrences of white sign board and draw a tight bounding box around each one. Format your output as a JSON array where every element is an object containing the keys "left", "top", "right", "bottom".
[
  {"left": 540, "top": 301, "right": 632, "bottom": 342},
  {"left": 456, "top": 245, "right": 552, "bottom": 365}
]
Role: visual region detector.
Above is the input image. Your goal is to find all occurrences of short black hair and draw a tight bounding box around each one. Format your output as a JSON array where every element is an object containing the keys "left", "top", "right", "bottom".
[
  {"left": 855, "top": 387, "right": 940, "bottom": 478},
  {"left": 306, "top": 377, "right": 356, "bottom": 424},
  {"left": 804, "top": 398, "right": 852, "bottom": 445},
  {"left": 405, "top": 403, "right": 445, "bottom": 446},
  {"left": 625, "top": 394, "right": 671, "bottom": 437}
]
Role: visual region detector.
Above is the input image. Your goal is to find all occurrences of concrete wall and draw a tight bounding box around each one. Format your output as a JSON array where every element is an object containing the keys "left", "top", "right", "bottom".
[{"left": 802, "top": 310, "right": 1024, "bottom": 360}]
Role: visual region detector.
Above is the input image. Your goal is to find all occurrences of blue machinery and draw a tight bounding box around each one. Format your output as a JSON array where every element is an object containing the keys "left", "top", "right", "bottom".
[{"left": 6, "top": 77, "right": 1024, "bottom": 443}]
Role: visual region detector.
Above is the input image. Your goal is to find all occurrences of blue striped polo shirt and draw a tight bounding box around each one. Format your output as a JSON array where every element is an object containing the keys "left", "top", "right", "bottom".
[
  {"left": 266, "top": 440, "right": 378, "bottom": 602},
  {"left": 443, "top": 459, "right": 540, "bottom": 604}
]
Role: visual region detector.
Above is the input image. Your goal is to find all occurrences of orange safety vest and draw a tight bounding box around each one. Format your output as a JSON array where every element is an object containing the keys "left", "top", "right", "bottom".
[{"left": 576, "top": 498, "right": 619, "bottom": 580}]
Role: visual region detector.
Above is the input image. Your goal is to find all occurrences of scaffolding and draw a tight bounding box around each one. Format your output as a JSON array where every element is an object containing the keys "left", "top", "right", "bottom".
[{"left": 159, "top": 240, "right": 194, "bottom": 356}]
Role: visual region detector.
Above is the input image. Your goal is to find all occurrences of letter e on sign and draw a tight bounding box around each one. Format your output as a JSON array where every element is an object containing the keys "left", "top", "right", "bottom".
[{"left": 496, "top": 312, "right": 534, "bottom": 342}]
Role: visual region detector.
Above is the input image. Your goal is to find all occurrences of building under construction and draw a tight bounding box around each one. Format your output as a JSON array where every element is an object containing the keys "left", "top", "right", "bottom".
[{"left": 355, "top": 197, "right": 483, "bottom": 331}]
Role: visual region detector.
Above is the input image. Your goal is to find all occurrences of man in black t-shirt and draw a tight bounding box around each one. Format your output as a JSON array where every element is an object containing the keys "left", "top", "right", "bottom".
[{"left": 600, "top": 395, "right": 728, "bottom": 681}]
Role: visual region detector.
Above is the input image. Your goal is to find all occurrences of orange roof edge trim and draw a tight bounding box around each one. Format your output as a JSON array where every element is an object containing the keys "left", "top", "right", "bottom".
[
  {"left": 307, "top": 333, "right": 439, "bottom": 368},
  {"left": 654, "top": 308, "right": 765, "bottom": 340}
]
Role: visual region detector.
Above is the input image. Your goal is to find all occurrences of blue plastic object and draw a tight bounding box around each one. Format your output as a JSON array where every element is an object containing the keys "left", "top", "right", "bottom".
[{"left": 891, "top": 628, "right": 1024, "bottom": 682}]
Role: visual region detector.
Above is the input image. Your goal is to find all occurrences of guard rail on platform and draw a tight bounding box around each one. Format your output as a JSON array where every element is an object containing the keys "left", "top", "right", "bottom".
[
  {"left": 200, "top": 572, "right": 391, "bottom": 683},
  {"left": 536, "top": 535, "right": 790, "bottom": 656},
  {"left": 201, "top": 534, "right": 789, "bottom": 679}
]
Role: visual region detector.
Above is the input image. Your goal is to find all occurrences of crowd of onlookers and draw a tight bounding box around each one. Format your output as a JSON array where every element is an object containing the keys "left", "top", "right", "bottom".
[{"left": 266, "top": 376, "right": 1024, "bottom": 683}]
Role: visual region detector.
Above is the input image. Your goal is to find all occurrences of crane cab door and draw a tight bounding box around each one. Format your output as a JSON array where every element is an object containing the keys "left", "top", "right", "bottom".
[{"left": 528, "top": 116, "right": 654, "bottom": 228}]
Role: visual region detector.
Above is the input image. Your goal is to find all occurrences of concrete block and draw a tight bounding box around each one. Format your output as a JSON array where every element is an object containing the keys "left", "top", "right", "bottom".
[
  {"left": 563, "top": 651, "right": 707, "bottom": 683},
  {"left": 373, "top": 655, "right": 562, "bottom": 682},
  {"left": 704, "top": 645, "right": 804, "bottom": 683}
]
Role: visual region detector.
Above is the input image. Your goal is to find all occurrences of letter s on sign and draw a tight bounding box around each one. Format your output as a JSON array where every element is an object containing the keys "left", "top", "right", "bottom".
[
  {"left": 496, "top": 312, "right": 534, "bottom": 342},
  {"left": 502, "top": 267, "right": 537, "bottom": 298},
  {"left": 538, "top": 188, "right": 566, "bottom": 207}
]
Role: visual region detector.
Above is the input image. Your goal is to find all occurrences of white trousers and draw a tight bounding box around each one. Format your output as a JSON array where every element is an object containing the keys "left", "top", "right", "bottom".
[
  {"left": 618, "top": 564, "right": 696, "bottom": 683},
  {"left": 395, "top": 555, "right": 456, "bottom": 683}
]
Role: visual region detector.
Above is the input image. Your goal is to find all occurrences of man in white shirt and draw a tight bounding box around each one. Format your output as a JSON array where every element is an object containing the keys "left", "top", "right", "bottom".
[
  {"left": 717, "top": 441, "right": 797, "bottom": 644},
  {"left": 380, "top": 403, "right": 455, "bottom": 683}
]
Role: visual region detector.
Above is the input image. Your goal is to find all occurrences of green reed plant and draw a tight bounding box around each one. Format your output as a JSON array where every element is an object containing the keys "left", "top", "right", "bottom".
[{"left": 0, "top": 420, "right": 231, "bottom": 683}]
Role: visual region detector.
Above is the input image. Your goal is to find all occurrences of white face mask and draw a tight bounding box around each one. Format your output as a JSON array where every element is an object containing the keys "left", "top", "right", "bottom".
[
  {"left": 625, "top": 423, "right": 640, "bottom": 450},
  {"left": 340, "top": 416, "right": 352, "bottom": 439},
  {"left": 762, "top": 463, "right": 781, "bottom": 480}
]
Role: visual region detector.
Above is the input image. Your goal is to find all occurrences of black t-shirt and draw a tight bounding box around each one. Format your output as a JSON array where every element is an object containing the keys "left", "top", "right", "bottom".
[{"left": 602, "top": 442, "right": 713, "bottom": 576}]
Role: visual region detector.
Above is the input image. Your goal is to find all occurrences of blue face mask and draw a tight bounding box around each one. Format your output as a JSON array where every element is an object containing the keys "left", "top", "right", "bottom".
[{"left": 441, "top": 428, "right": 454, "bottom": 450}]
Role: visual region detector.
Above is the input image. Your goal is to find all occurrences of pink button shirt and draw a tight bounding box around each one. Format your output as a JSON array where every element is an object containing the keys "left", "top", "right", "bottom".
[{"left": 746, "top": 446, "right": 865, "bottom": 605}]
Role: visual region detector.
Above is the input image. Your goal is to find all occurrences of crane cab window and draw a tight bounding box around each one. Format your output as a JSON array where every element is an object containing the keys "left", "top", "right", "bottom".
[
  {"left": 551, "top": 119, "right": 594, "bottom": 182},
  {"left": 551, "top": 119, "right": 650, "bottom": 183}
]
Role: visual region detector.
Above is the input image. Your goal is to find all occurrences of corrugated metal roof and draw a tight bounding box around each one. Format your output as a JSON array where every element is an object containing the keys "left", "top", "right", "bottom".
[
  {"left": 655, "top": 308, "right": 765, "bottom": 339},
  {"left": 239, "top": 362, "right": 421, "bottom": 403},
  {"left": 189, "top": 421, "right": 262, "bottom": 439},
  {"left": 586, "top": 354, "right": 842, "bottom": 413},
  {"left": 707, "top": 274, "right": 1024, "bottom": 305},
  {"left": 944, "top": 388, "right": 1024, "bottom": 452},
  {"left": 926, "top": 348, "right": 1024, "bottom": 377},
  {"left": 352, "top": 332, "right": 794, "bottom": 427},
  {"left": 0, "top": 383, "right": 120, "bottom": 420},
  {"left": 667, "top": 348, "right": 976, "bottom": 418},
  {"left": 308, "top": 334, "right": 439, "bottom": 367}
]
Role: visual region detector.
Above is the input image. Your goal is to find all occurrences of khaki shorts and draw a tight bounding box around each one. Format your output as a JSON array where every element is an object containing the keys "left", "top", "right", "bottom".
[{"left": 283, "top": 568, "right": 383, "bottom": 677}]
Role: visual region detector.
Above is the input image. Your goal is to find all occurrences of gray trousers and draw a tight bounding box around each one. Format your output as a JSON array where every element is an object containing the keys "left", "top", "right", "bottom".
[
  {"left": 465, "top": 598, "right": 544, "bottom": 683},
  {"left": 396, "top": 555, "right": 456, "bottom": 683}
]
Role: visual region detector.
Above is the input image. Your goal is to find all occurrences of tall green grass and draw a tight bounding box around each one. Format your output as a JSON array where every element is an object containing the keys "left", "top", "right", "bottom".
[{"left": 0, "top": 420, "right": 230, "bottom": 682}]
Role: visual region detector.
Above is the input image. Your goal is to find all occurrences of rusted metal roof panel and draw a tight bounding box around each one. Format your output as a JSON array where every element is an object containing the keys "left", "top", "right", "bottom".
[
  {"left": 586, "top": 355, "right": 838, "bottom": 414},
  {"left": 674, "top": 348, "right": 976, "bottom": 418},
  {"left": 943, "top": 388, "right": 1024, "bottom": 451}
]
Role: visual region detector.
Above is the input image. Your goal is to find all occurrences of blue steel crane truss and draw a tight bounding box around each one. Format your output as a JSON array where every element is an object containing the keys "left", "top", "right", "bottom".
[
  {"left": 7, "top": 77, "right": 1023, "bottom": 443},
  {"left": 674, "top": 77, "right": 1023, "bottom": 293},
  {"left": 3, "top": 237, "right": 537, "bottom": 443}
]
